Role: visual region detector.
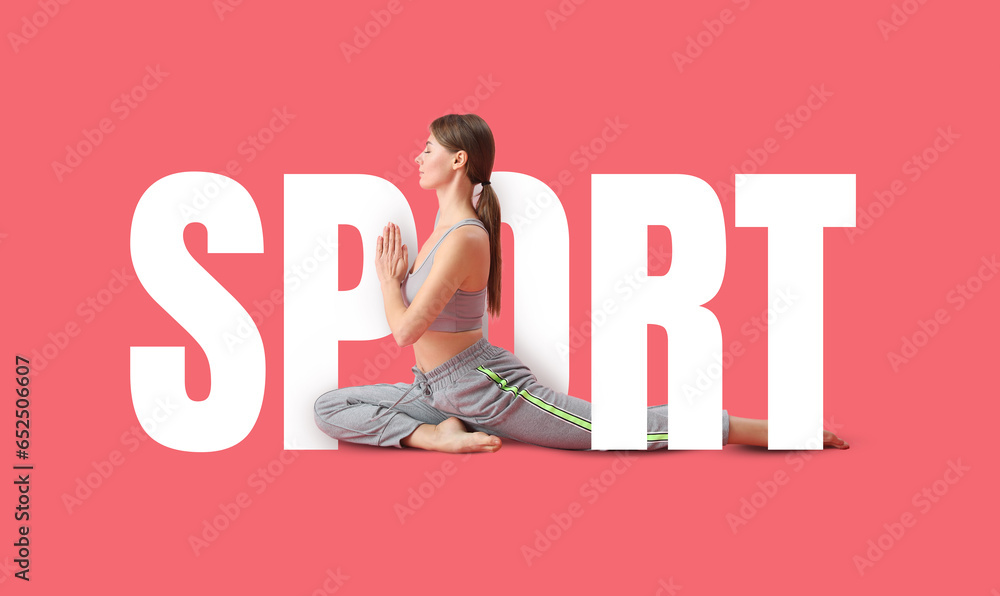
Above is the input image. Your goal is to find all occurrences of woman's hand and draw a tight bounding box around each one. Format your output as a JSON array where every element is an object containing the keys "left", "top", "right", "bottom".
[{"left": 375, "top": 222, "right": 409, "bottom": 286}]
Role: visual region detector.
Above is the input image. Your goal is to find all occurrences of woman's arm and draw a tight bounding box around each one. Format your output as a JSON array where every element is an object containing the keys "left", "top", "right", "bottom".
[
  {"left": 379, "top": 275, "right": 412, "bottom": 345},
  {"left": 375, "top": 222, "right": 488, "bottom": 346}
]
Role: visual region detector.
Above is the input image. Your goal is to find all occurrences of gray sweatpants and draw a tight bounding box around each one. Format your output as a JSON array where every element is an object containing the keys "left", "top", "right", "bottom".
[{"left": 314, "top": 338, "right": 730, "bottom": 449}]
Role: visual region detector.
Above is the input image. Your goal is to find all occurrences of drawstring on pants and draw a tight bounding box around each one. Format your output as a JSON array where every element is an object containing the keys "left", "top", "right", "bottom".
[{"left": 366, "top": 370, "right": 431, "bottom": 426}]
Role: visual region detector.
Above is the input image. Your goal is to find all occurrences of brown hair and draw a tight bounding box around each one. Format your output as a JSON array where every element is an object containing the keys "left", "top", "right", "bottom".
[{"left": 428, "top": 113, "right": 502, "bottom": 317}]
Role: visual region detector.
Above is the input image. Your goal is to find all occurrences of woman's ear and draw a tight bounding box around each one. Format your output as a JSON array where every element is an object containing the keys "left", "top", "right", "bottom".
[{"left": 452, "top": 150, "right": 467, "bottom": 169}]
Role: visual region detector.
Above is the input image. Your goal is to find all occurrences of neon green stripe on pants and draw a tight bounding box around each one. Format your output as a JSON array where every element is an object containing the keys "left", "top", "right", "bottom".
[
  {"left": 475, "top": 365, "right": 669, "bottom": 442},
  {"left": 476, "top": 366, "right": 592, "bottom": 431}
]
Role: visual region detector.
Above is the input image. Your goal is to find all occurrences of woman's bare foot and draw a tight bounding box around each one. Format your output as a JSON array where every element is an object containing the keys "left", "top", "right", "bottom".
[
  {"left": 730, "top": 416, "right": 850, "bottom": 449},
  {"left": 824, "top": 430, "right": 849, "bottom": 449},
  {"left": 402, "top": 417, "right": 502, "bottom": 453}
]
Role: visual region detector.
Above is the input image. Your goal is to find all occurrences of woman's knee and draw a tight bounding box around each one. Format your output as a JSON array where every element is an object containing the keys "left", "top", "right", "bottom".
[
  {"left": 314, "top": 383, "right": 408, "bottom": 420},
  {"left": 314, "top": 387, "right": 355, "bottom": 420}
]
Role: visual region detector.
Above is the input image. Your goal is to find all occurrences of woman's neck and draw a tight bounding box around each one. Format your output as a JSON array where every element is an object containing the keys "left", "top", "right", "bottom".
[{"left": 434, "top": 180, "right": 478, "bottom": 228}]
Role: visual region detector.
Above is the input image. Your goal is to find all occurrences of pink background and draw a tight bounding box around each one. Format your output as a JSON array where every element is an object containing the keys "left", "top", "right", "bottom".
[{"left": 4, "top": 0, "right": 997, "bottom": 593}]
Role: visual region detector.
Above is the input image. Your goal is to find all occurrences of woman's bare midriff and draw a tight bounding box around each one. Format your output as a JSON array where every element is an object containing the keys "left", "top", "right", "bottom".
[
  {"left": 413, "top": 328, "right": 483, "bottom": 373},
  {"left": 407, "top": 217, "right": 489, "bottom": 373}
]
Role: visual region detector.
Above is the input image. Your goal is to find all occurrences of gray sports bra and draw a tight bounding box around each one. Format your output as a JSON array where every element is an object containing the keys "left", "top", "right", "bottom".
[{"left": 400, "top": 218, "right": 487, "bottom": 332}]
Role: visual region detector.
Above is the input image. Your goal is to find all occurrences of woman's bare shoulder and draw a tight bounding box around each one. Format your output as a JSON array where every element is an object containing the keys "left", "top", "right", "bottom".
[{"left": 437, "top": 223, "right": 489, "bottom": 261}]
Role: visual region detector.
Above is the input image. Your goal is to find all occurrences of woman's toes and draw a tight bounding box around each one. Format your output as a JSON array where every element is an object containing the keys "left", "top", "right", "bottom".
[
  {"left": 469, "top": 432, "right": 502, "bottom": 452},
  {"left": 824, "top": 430, "right": 849, "bottom": 449}
]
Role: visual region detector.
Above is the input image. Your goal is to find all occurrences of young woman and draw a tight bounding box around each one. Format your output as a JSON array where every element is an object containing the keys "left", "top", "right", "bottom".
[{"left": 314, "top": 114, "right": 850, "bottom": 453}]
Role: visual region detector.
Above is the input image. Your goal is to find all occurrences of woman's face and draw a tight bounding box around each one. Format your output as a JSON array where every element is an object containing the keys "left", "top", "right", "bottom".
[{"left": 415, "top": 133, "right": 461, "bottom": 190}]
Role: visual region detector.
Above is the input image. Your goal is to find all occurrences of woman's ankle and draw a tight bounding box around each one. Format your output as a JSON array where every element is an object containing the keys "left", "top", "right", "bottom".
[{"left": 401, "top": 423, "right": 436, "bottom": 449}]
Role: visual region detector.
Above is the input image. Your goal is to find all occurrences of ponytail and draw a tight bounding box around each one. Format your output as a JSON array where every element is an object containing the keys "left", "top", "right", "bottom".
[
  {"left": 429, "top": 113, "right": 501, "bottom": 316},
  {"left": 476, "top": 184, "right": 502, "bottom": 317}
]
